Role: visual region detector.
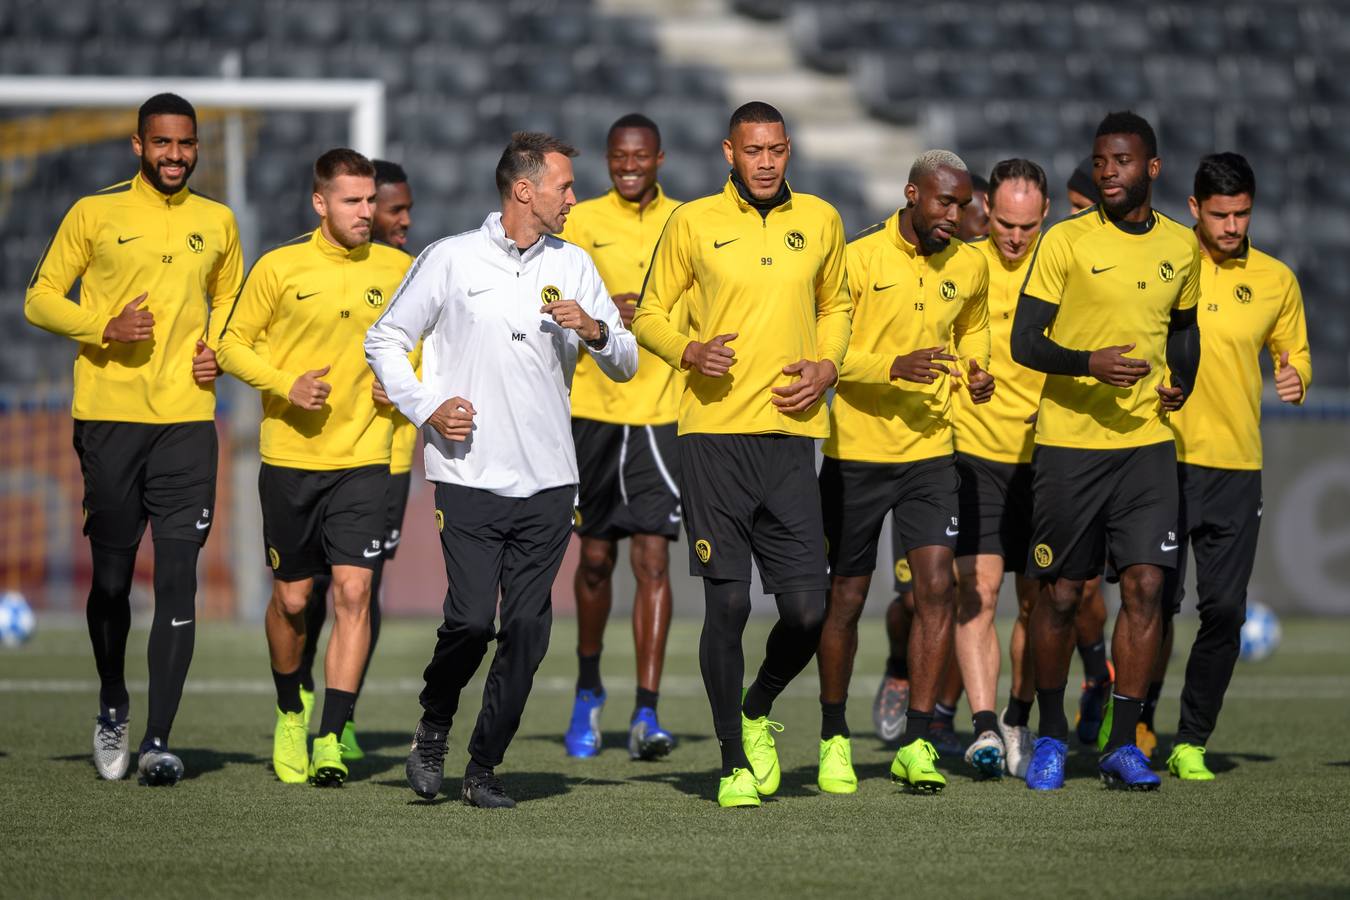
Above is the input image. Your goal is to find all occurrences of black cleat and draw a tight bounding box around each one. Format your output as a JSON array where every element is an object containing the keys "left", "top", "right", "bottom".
[
  {"left": 137, "top": 742, "right": 184, "bottom": 787},
  {"left": 461, "top": 773, "right": 516, "bottom": 809},
  {"left": 406, "top": 720, "right": 448, "bottom": 799}
]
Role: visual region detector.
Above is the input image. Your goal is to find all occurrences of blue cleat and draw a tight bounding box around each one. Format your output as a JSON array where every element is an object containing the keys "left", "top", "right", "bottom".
[
  {"left": 1026, "top": 736, "right": 1068, "bottom": 791},
  {"left": 628, "top": 707, "right": 676, "bottom": 761},
  {"left": 1099, "top": 744, "right": 1161, "bottom": 791},
  {"left": 564, "top": 689, "right": 605, "bottom": 758}
]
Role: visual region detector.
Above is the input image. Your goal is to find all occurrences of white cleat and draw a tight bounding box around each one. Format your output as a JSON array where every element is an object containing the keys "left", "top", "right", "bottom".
[
  {"left": 964, "top": 729, "right": 1006, "bottom": 779},
  {"left": 137, "top": 741, "right": 185, "bottom": 787},
  {"left": 93, "top": 715, "right": 131, "bottom": 781},
  {"left": 998, "top": 708, "right": 1035, "bottom": 780}
]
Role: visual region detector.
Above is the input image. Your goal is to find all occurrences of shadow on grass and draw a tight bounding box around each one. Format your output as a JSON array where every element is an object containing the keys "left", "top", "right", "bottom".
[
  {"left": 626, "top": 768, "right": 716, "bottom": 804},
  {"left": 1204, "top": 751, "right": 1275, "bottom": 773},
  {"left": 519, "top": 730, "right": 710, "bottom": 751},
  {"left": 346, "top": 730, "right": 413, "bottom": 753},
  {"left": 1323, "top": 761, "right": 1350, "bottom": 768},
  {"left": 371, "top": 771, "right": 624, "bottom": 805},
  {"left": 51, "top": 748, "right": 262, "bottom": 780}
]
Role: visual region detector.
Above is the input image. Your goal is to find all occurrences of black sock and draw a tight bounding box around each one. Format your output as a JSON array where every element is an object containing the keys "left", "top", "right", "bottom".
[
  {"left": 576, "top": 651, "right": 603, "bottom": 694},
  {"left": 1037, "top": 686, "right": 1069, "bottom": 740},
  {"left": 272, "top": 666, "right": 304, "bottom": 714},
  {"left": 1142, "top": 681, "right": 1163, "bottom": 730},
  {"left": 1104, "top": 693, "right": 1145, "bottom": 752},
  {"left": 884, "top": 654, "right": 908, "bottom": 680},
  {"left": 719, "top": 737, "right": 750, "bottom": 776},
  {"left": 144, "top": 539, "right": 199, "bottom": 749},
  {"left": 821, "top": 700, "right": 849, "bottom": 739},
  {"left": 1005, "top": 696, "right": 1032, "bottom": 728},
  {"left": 635, "top": 687, "right": 659, "bottom": 714},
  {"left": 743, "top": 590, "right": 825, "bottom": 720},
  {"left": 318, "top": 688, "right": 355, "bottom": 738},
  {"left": 933, "top": 702, "right": 957, "bottom": 726},
  {"left": 299, "top": 574, "right": 330, "bottom": 693},
  {"left": 972, "top": 710, "right": 1000, "bottom": 737},
  {"left": 138, "top": 735, "right": 167, "bottom": 754},
  {"left": 87, "top": 544, "right": 135, "bottom": 721},
  {"left": 904, "top": 709, "right": 934, "bottom": 743},
  {"left": 352, "top": 567, "right": 383, "bottom": 721},
  {"left": 1078, "top": 640, "right": 1109, "bottom": 683},
  {"left": 465, "top": 758, "right": 493, "bottom": 780}
]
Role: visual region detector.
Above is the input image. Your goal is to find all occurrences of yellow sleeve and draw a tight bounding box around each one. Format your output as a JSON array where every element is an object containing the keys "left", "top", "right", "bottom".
[
  {"left": 632, "top": 209, "right": 694, "bottom": 370},
  {"left": 205, "top": 215, "right": 245, "bottom": 351},
  {"left": 559, "top": 207, "right": 587, "bottom": 247},
  {"left": 1268, "top": 269, "right": 1312, "bottom": 402},
  {"left": 813, "top": 211, "right": 853, "bottom": 367},
  {"left": 23, "top": 200, "right": 107, "bottom": 345},
  {"left": 837, "top": 242, "right": 893, "bottom": 385},
  {"left": 1174, "top": 240, "right": 1201, "bottom": 311},
  {"left": 953, "top": 256, "right": 991, "bottom": 368},
  {"left": 1020, "top": 224, "right": 1071, "bottom": 305},
  {"left": 216, "top": 259, "right": 297, "bottom": 398}
]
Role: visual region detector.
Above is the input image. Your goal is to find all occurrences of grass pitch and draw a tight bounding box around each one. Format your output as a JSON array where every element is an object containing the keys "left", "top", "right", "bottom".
[{"left": 3, "top": 615, "right": 1349, "bottom": 898}]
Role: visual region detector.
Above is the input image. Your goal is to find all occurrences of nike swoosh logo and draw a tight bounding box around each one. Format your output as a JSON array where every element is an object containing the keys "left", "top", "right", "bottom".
[
  {"left": 383, "top": 532, "right": 401, "bottom": 550},
  {"left": 873, "top": 282, "right": 897, "bottom": 292},
  {"left": 468, "top": 287, "right": 493, "bottom": 297},
  {"left": 945, "top": 526, "right": 959, "bottom": 536},
  {"left": 668, "top": 511, "right": 682, "bottom": 524},
  {"left": 1160, "top": 541, "right": 1178, "bottom": 552},
  {"left": 170, "top": 618, "right": 193, "bottom": 627},
  {"left": 195, "top": 519, "right": 210, "bottom": 530},
  {"left": 1091, "top": 265, "right": 1116, "bottom": 275},
  {"left": 713, "top": 239, "right": 739, "bottom": 249},
  {"left": 296, "top": 291, "right": 320, "bottom": 300},
  {"left": 117, "top": 235, "right": 141, "bottom": 244},
  {"left": 592, "top": 241, "right": 615, "bottom": 249},
  {"left": 363, "top": 546, "right": 382, "bottom": 558}
]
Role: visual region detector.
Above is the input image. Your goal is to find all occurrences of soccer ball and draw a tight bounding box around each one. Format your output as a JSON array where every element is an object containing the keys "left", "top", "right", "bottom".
[
  {"left": 0, "top": 591, "right": 35, "bottom": 648},
  {"left": 1239, "top": 601, "right": 1281, "bottom": 662}
]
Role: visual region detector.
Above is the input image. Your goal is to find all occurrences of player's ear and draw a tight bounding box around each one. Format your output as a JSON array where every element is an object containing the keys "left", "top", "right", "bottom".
[
  {"left": 1148, "top": 156, "right": 1161, "bottom": 181},
  {"left": 312, "top": 192, "right": 326, "bottom": 219},
  {"left": 904, "top": 182, "right": 918, "bottom": 207},
  {"left": 131, "top": 132, "right": 143, "bottom": 158},
  {"left": 721, "top": 138, "right": 734, "bottom": 167},
  {"left": 513, "top": 178, "right": 533, "bottom": 206},
  {"left": 1187, "top": 195, "right": 1200, "bottom": 220}
]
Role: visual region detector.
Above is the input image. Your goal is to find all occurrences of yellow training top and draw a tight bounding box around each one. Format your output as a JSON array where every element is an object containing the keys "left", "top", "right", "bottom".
[
  {"left": 953, "top": 236, "right": 1045, "bottom": 464},
  {"left": 217, "top": 229, "right": 412, "bottom": 470},
  {"left": 826, "top": 210, "right": 990, "bottom": 463},
  {"left": 1021, "top": 206, "right": 1200, "bottom": 450},
  {"left": 632, "top": 177, "right": 852, "bottom": 438},
  {"left": 562, "top": 186, "right": 684, "bottom": 425},
  {"left": 1170, "top": 237, "right": 1311, "bottom": 470},
  {"left": 25, "top": 173, "right": 243, "bottom": 423}
]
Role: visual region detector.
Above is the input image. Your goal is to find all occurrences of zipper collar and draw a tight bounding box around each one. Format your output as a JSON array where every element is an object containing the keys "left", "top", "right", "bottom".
[
  {"left": 131, "top": 171, "right": 190, "bottom": 207},
  {"left": 482, "top": 212, "right": 549, "bottom": 263},
  {"left": 310, "top": 227, "right": 370, "bottom": 262},
  {"left": 608, "top": 183, "right": 666, "bottom": 216},
  {"left": 725, "top": 172, "right": 791, "bottom": 218}
]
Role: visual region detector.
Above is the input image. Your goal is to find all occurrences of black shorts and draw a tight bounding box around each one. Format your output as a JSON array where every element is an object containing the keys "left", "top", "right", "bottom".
[
  {"left": 259, "top": 463, "right": 389, "bottom": 581},
  {"left": 1027, "top": 441, "right": 1179, "bottom": 581},
  {"left": 73, "top": 420, "right": 218, "bottom": 549},
  {"left": 955, "top": 452, "right": 1034, "bottom": 569},
  {"left": 679, "top": 433, "right": 827, "bottom": 593},
  {"left": 888, "top": 517, "right": 914, "bottom": 595},
  {"left": 572, "top": 418, "right": 681, "bottom": 540},
  {"left": 382, "top": 471, "right": 413, "bottom": 560},
  {"left": 821, "top": 455, "right": 959, "bottom": 578},
  {"left": 1165, "top": 465, "right": 1262, "bottom": 615}
]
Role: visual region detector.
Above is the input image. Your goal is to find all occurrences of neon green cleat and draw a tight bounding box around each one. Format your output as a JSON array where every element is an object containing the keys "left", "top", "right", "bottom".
[
  {"left": 818, "top": 736, "right": 858, "bottom": 794},
  {"left": 300, "top": 687, "right": 315, "bottom": 730},
  {"left": 1096, "top": 693, "right": 1113, "bottom": 752},
  {"left": 1167, "top": 743, "right": 1215, "bottom": 781},
  {"left": 717, "top": 767, "right": 761, "bottom": 808},
  {"left": 272, "top": 708, "right": 309, "bottom": 784},
  {"left": 741, "top": 713, "right": 784, "bottom": 796},
  {"left": 890, "top": 738, "right": 947, "bottom": 794},
  {"left": 340, "top": 720, "right": 365, "bottom": 762},
  {"left": 309, "top": 733, "right": 348, "bottom": 787}
]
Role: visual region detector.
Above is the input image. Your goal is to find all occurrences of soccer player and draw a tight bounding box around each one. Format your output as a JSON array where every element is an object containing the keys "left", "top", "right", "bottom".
[
  {"left": 25, "top": 93, "right": 242, "bottom": 786},
  {"left": 951, "top": 158, "right": 1051, "bottom": 779},
  {"left": 560, "top": 114, "right": 683, "bottom": 761},
  {"left": 217, "top": 149, "right": 412, "bottom": 787},
  {"left": 296, "top": 159, "right": 417, "bottom": 759},
  {"left": 368, "top": 132, "right": 637, "bottom": 809},
  {"left": 632, "top": 102, "right": 851, "bottom": 808},
  {"left": 1066, "top": 157, "right": 1099, "bottom": 215},
  {"left": 1011, "top": 111, "right": 1201, "bottom": 791},
  {"left": 1160, "top": 152, "right": 1310, "bottom": 780},
  {"left": 958, "top": 173, "right": 990, "bottom": 241},
  {"left": 816, "top": 149, "right": 992, "bottom": 795}
]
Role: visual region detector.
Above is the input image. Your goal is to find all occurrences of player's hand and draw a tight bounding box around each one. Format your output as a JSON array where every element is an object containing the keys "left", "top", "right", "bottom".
[
  {"left": 288, "top": 365, "right": 331, "bottom": 411},
  {"left": 1275, "top": 350, "right": 1304, "bottom": 404},
  {"left": 681, "top": 333, "right": 737, "bottom": 377},
  {"left": 191, "top": 339, "right": 220, "bottom": 384},
  {"left": 103, "top": 292, "right": 154, "bottom": 343},
  {"left": 890, "top": 347, "right": 957, "bottom": 384},
  {"left": 426, "top": 396, "right": 476, "bottom": 442},
  {"left": 541, "top": 299, "right": 601, "bottom": 341},
  {"left": 1088, "top": 343, "right": 1150, "bottom": 387},
  {"left": 1156, "top": 383, "right": 1185, "bottom": 412},
  {"left": 771, "top": 359, "right": 838, "bottom": 413},
  {"left": 610, "top": 292, "right": 639, "bottom": 328},
  {"left": 964, "top": 359, "right": 995, "bottom": 404},
  {"left": 372, "top": 378, "right": 391, "bottom": 406}
]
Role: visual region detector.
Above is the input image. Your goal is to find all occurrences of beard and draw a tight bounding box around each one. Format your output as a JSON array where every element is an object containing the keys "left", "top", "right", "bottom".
[
  {"left": 140, "top": 156, "right": 196, "bottom": 194},
  {"left": 913, "top": 213, "right": 952, "bottom": 255},
  {"left": 1100, "top": 176, "right": 1151, "bottom": 219}
]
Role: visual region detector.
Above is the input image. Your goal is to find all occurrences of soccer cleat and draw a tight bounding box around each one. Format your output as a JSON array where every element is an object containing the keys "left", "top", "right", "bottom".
[
  {"left": 927, "top": 718, "right": 964, "bottom": 756},
  {"left": 564, "top": 689, "right": 605, "bottom": 758},
  {"left": 1099, "top": 744, "right": 1161, "bottom": 791},
  {"left": 1136, "top": 722, "right": 1158, "bottom": 761},
  {"left": 1167, "top": 743, "right": 1215, "bottom": 781},
  {"left": 340, "top": 720, "right": 365, "bottom": 762},
  {"left": 964, "top": 730, "right": 1006, "bottom": 779},
  {"left": 817, "top": 735, "right": 858, "bottom": 794},
  {"left": 1077, "top": 673, "right": 1113, "bottom": 746},
  {"left": 309, "top": 733, "right": 348, "bottom": 787},
  {"left": 300, "top": 687, "right": 315, "bottom": 730},
  {"left": 718, "top": 767, "right": 761, "bottom": 808},
  {"left": 93, "top": 715, "right": 131, "bottom": 781},
  {"left": 1095, "top": 693, "right": 1114, "bottom": 753},
  {"left": 461, "top": 772, "right": 516, "bottom": 809},
  {"left": 872, "top": 676, "right": 910, "bottom": 744},
  {"left": 890, "top": 738, "right": 946, "bottom": 794},
  {"left": 998, "top": 708, "right": 1035, "bottom": 779},
  {"left": 628, "top": 707, "right": 676, "bottom": 761},
  {"left": 1025, "top": 736, "right": 1068, "bottom": 791},
  {"left": 137, "top": 740, "right": 184, "bottom": 787},
  {"left": 741, "top": 713, "right": 784, "bottom": 796},
  {"left": 272, "top": 708, "right": 309, "bottom": 784},
  {"left": 406, "top": 719, "right": 448, "bottom": 799}
]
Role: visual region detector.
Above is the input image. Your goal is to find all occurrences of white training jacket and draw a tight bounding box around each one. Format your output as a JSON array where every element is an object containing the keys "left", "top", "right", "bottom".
[{"left": 365, "top": 212, "right": 638, "bottom": 498}]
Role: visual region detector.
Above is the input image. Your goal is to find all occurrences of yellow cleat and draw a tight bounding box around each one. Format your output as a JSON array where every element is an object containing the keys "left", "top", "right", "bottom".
[
  {"left": 300, "top": 687, "right": 315, "bottom": 730},
  {"left": 818, "top": 736, "right": 859, "bottom": 794},
  {"left": 717, "top": 767, "right": 762, "bottom": 808},
  {"left": 741, "top": 713, "right": 784, "bottom": 796},
  {"left": 309, "top": 733, "right": 348, "bottom": 787},
  {"left": 272, "top": 708, "right": 309, "bottom": 784},
  {"left": 890, "top": 738, "right": 947, "bottom": 794},
  {"left": 340, "top": 720, "right": 365, "bottom": 762}
]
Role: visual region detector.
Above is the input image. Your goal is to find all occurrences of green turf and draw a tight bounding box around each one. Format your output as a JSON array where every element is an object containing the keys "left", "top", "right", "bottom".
[{"left": 3, "top": 616, "right": 1349, "bottom": 898}]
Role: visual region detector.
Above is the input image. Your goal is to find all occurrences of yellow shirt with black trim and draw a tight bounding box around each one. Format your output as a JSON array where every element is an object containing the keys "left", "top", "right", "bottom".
[
  {"left": 1170, "top": 237, "right": 1311, "bottom": 470},
  {"left": 632, "top": 177, "right": 852, "bottom": 438},
  {"left": 217, "top": 229, "right": 412, "bottom": 470},
  {"left": 953, "top": 235, "right": 1045, "bottom": 464},
  {"left": 561, "top": 186, "right": 683, "bottom": 425},
  {"left": 1021, "top": 206, "right": 1201, "bottom": 450},
  {"left": 24, "top": 173, "right": 243, "bottom": 423},
  {"left": 826, "top": 210, "right": 990, "bottom": 463}
]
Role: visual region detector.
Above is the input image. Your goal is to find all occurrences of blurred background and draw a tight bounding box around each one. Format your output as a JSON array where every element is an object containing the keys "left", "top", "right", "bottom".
[{"left": 1, "top": 0, "right": 1347, "bottom": 620}]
